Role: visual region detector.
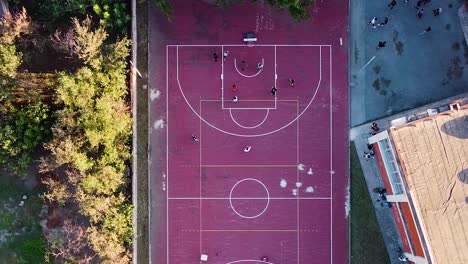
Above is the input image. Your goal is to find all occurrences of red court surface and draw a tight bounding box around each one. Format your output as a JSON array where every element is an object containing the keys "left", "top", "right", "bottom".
[{"left": 149, "top": 1, "right": 349, "bottom": 264}]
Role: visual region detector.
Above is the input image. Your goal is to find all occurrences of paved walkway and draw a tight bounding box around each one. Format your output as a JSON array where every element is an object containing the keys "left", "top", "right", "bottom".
[
  {"left": 350, "top": 1, "right": 468, "bottom": 126},
  {"left": 350, "top": 92, "right": 468, "bottom": 264}
]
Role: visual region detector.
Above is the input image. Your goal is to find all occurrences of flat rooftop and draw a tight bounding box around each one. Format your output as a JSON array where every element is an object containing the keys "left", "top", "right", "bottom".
[{"left": 390, "top": 109, "right": 468, "bottom": 263}]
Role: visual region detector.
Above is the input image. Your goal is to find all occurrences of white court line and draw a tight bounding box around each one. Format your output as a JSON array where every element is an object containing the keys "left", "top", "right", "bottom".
[
  {"left": 226, "top": 260, "right": 273, "bottom": 264},
  {"left": 329, "top": 46, "right": 333, "bottom": 264},
  {"left": 229, "top": 178, "right": 270, "bottom": 219},
  {"left": 168, "top": 44, "right": 332, "bottom": 47},
  {"left": 233, "top": 58, "right": 264, "bottom": 78},
  {"left": 222, "top": 45, "right": 224, "bottom": 109},
  {"left": 229, "top": 109, "right": 269, "bottom": 129},
  {"left": 274, "top": 45, "right": 277, "bottom": 109},
  {"left": 165, "top": 45, "right": 169, "bottom": 264},
  {"left": 168, "top": 197, "right": 331, "bottom": 200},
  {"left": 223, "top": 107, "right": 275, "bottom": 110},
  {"left": 174, "top": 45, "right": 323, "bottom": 137}
]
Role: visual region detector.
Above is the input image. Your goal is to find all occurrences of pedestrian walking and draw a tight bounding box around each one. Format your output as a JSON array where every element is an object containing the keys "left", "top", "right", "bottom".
[
  {"left": 388, "top": 0, "right": 397, "bottom": 9},
  {"left": 213, "top": 53, "right": 218, "bottom": 62},
  {"left": 419, "top": 26, "right": 431, "bottom": 35},
  {"left": 241, "top": 60, "right": 248, "bottom": 71},
  {"left": 404, "top": 0, "right": 409, "bottom": 5},
  {"left": 433, "top": 7, "right": 442, "bottom": 16},
  {"left": 271, "top": 86, "right": 278, "bottom": 96},
  {"left": 288, "top": 78, "right": 295, "bottom": 87},
  {"left": 244, "top": 146, "right": 252, "bottom": 153},
  {"left": 371, "top": 122, "right": 380, "bottom": 132},
  {"left": 363, "top": 151, "right": 374, "bottom": 160},
  {"left": 377, "top": 41, "right": 387, "bottom": 49},
  {"left": 233, "top": 96, "right": 238, "bottom": 102},
  {"left": 368, "top": 17, "right": 378, "bottom": 28},
  {"left": 192, "top": 134, "right": 199, "bottom": 142},
  {"left": 232, "top": 84, "right": 238, "bottom": 93},
  {"left": 223, "top": 50, "right": 229, "bottom": 61},
  {"left": 415, "top": 0, "right": 422, "bottom": 9},
  {"left": 417, "top": 9, "right": 424, "bottom": 19},
  {"left": 378, "top": 17, "right": 388, "bottom": 27}
]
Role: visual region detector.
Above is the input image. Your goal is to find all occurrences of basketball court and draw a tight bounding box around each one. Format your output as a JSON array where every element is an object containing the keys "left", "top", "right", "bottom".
[
  {"left": 164, "top": 43, "right": 335, "bottom": 263},
  {"left": 149, "top": 1, "right": 349, "bottom": 263}
]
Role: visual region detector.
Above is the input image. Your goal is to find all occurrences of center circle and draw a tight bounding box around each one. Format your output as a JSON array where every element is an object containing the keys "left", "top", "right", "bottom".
[{"left": 229, "top": 178, "right": 270, "bottom": 219}]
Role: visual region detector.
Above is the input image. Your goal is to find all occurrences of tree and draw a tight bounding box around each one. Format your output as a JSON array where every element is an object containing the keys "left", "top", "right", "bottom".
[
  {"left": 211, "top": 0, "right": 315, "bottom": 21},
  {"left": 53, "top": 16, "right": 108, "bottom": 63},
  {"left": 0, "top": 102, "right": 52, "bottom": 175},
  {"left": 47, "top": 220, "right": 96, "bottom": 263},
  {"left": 266, "top": 0, "right": 314, "bottom": 21},
  {"left": 156, "top": 0, "right": 173, "bottom": 21},
  {"left": 42, "top": 16, "right": 133, "bottom": 261},
  {"left": 0, "top": 7, "right": 32, "bottom": 45}
]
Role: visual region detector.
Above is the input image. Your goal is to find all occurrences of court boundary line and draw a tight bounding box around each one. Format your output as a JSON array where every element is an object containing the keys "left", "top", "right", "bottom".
[
  {"left": 165, "top": 45, "right": 169, "bottom": 264},
  {"left": 168, "top": 197, "right": 332, "bottom": 200},
  {"left": 169, "top": 44, "right": 332, "bottom": 47},
  {"left": 229, "top": 109, "right": 269, "bottom": 129},
  {"left": 329, "top": 45, "right": 334, "bottom": 264},
  {"left": 174, "top": 45, "right": 324, "bottom": 137}
]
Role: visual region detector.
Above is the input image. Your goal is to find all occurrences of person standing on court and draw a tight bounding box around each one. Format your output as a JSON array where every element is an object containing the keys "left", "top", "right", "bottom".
[
  {"left": 241, "top": 60, "right": 247, "bottom": 71},
  {"left": 213, "top": 53, "right": 218, "bottom": 62},
  {"left": 257, "top": 63, "right": 264, "bottom": 70},
  {"left": 271, "top": 86, "right": 277, "bottom": 96},
  {"left": 192, "top": 134, "right": 199, "bottom": 142},
  {"left": 223, "top": 50, "right": 229, "bottom": 61},
  {"left": 288, "top": 78, "right": 295, "bottom": 87}
]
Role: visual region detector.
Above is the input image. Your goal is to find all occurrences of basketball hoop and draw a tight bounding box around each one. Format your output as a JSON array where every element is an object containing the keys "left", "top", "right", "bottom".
[{"left": 243, "top": 32, "right": 257, "bottom": 47}]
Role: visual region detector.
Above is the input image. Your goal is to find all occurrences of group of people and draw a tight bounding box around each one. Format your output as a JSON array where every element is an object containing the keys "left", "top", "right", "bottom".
[{"left": 369, "top": 0, "right": 443, "bottom": 49}]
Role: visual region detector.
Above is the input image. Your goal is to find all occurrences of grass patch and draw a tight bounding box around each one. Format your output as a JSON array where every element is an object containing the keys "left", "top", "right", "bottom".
[
  {"left": 380, "top": 78, "right": 391, "bottom": 88},
  {"left": 372, "top": 79, "right": 380, "bottom": 90},
  {"left": 372, "top": 65, "right": 381, "bottom": 74},
  {"left": 350, "top": 143, "right": 390, "bottom": 264},
  {"left": 0, "top": 171, "right": 48, "bottom": 263}
]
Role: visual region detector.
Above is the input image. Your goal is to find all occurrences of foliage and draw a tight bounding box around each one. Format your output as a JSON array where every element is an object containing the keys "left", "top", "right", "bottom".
[
  {"left": 46, "top": 220, "right": 96, "bottom": 263},
  {"left": 156, "top": 0, "right": 173, "bottom": 21},
  {"left": 214, "top": 0, "right": 314, "bottom": 21},
  {"left": 88, "top": 227, "right": 130, "bottom": 264},
  {"left": 0, "top": 7, "right": 32, "bottom": 45},
  {"left": 92, "top": 0, "right": 130, "bottom": 34},
  {"left": 53, "top": 16, "right": 108, "bottom": 63},
  {"left": 41, "top": 17, "right": 133, "bottom": 261},
  {"left": 18, "top": 229, "right": 49, "bottom": 264},
  {"left": 0, "top": 102, "right": 52, "bottom": 175},
  {"left": 0, "top": 42, "right": 21, "bottom": 79},
  {"left": 265, "top": 0, "right": 314, "bottom": 21},
  {"left": 38, "top": 0, "right": 129, "bottom": 35}
]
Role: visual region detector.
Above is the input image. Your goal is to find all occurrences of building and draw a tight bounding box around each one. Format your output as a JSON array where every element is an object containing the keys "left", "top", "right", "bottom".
[{"left": 368, "top": 97, "right": 468, "bottom": 264}]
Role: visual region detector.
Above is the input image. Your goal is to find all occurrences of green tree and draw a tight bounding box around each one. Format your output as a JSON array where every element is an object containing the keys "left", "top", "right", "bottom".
[
  {"left": 156, "top": 0, "right": 173, "bottom": 21},
  {"left": 215, "top": 0, "right": 315, "bottom": 21},
  {"left": 41, "top": 17, "right": 133, "bottom": 261}
]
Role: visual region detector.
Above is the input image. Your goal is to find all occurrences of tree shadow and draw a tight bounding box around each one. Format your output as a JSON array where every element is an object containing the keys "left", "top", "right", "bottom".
[
  {"left": 440, "top": 116, "right": 468, "bottom": 139},
  {"left": 458, "top": 168, "right": 468, "bottom": 184}
]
